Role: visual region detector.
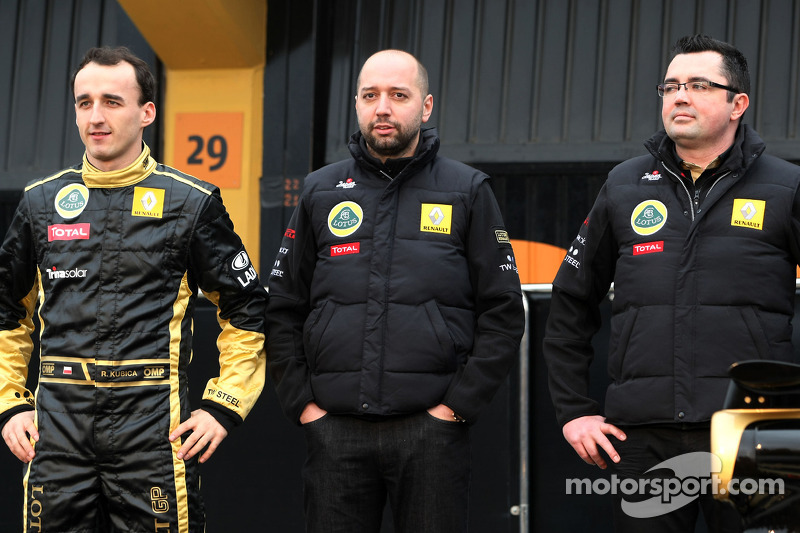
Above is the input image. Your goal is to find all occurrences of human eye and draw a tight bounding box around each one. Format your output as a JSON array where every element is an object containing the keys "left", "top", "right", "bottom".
[
  {"left": 690, "top": 81, "right": 709, "bottom": 92},
  {"left": 392, "top": 92, "right": 408, "bottom": 99},
  {"left": 361, "top": 92, "right": 376, "bottom": 100},
  {"left": 663, "top": 84, "right": 679, "bottom": 95}
]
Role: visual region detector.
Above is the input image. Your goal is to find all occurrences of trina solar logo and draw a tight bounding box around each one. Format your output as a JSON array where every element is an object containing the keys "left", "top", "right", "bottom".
[{"left": 47, "top": 266, "right": 87, "bottom": 280}]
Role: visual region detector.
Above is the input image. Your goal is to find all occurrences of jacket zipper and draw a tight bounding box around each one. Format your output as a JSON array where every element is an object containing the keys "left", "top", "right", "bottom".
[{"left": 662, "top": 164, "right": 730, "bottom": 220}]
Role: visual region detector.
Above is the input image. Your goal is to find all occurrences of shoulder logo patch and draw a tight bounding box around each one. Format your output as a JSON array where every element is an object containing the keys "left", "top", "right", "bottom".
[
  {"left": 55, "top": 183, "right": 90, "bottom": 220},
  {"left": 132, "top": 187, "right": 165, "bottom": 218},
  {"left": 420, "top": 204, "right": 452, "bottom": 234},
  {"left": 630, "top": 200, "right": 668, "bottom": 236},
  {"left": 328, "top": 201, "right": 363, "bottom": 237},
  {"left": 731, "top": 199, "right": 765, "bottom": 230}
]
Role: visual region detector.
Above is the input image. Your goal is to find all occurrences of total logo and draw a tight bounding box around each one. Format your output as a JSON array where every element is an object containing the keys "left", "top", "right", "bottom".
[
  {"left": 230, "top": 250, "right": 258, "bottom": 287},
  {"left": 48, "top": 223, "right": 90, "bottom": 242},
  {"left": 47, "top": 266, "right": 88, "bottom": 280}
]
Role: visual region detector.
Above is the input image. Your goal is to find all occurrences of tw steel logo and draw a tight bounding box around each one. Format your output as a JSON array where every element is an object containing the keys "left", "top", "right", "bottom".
[{"left": 48, "top": 223, "right": 90, "bottom": 241}]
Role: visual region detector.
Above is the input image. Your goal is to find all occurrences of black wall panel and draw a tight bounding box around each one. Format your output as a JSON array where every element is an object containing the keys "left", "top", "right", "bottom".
[
  {"left": 0, "top": 0, "right": 159, "bottom": 191},
  {"left": 317, "top": 0, "right": 800, "bottom": 165}
]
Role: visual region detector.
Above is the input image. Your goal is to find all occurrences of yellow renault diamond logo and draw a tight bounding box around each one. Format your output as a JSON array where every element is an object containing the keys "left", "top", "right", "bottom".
[
  {"left": 731, "top": 199, "right": 765, "bottom": 230},
  {"left": 132, "top": 187, "right": 165, "bottom": 218},
  {"left": 420, "top": 204, "right": 452, "bottom": 234}
]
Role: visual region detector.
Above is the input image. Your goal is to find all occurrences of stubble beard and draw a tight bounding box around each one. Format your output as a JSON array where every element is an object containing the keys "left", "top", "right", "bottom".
[{"left": 361, "top": 117, "right": 422, "bottom": 159}]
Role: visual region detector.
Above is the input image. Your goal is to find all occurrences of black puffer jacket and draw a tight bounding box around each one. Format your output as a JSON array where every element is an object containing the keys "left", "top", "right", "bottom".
[
  {"left": 544, "top": 125, "right": 800, "bottom": 427},
  {"left": 266, "top": 129, "right": 525, "bottom": 424}
]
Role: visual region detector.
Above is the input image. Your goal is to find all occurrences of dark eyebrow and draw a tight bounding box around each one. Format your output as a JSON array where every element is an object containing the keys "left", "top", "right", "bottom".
[
  {"left": 75, "top": 93, "right": 126, "bottom": 102},
  {"left": 359, "top": 85, "right": 411, "bottom": 94},
  {"left": 663, "top": 76, "right": 713, "bottom": 83}
]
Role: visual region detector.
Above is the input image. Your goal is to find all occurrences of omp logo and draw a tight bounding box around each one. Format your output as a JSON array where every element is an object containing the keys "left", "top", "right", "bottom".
[
  {"left": 731, "top": 199, "right": 765, "bottom": 230},
  {"left": 132, "top": 187, "right": 165, "bottom": 218},
  {"left": 54, "top": 184, "right": 90, "bottom": 220},
  {"left": 420, "top": 203, "right": 452, "bottom": 234},
  {"left": 144, "top": 366, "right": 165, "bottom": 379},
  {"left": 42, "top": 363, "right": 55, "bottom": 376},
  {"left": 630, "top": 200, "right": 668, "bottom": 236},
  {"left": 328, "top": 201, "right": 363, "bottom": 237},
  {"left": 47, "top": 266, "right": 87, "bottom": 280},
  {"left": 48, "top": 223, "right": 90, "bottom": 242}
]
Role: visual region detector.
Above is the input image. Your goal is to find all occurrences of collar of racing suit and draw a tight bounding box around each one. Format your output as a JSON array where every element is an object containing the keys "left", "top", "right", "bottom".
[{"left": 80, "top": 142, "right": 157, "bottom": 188}]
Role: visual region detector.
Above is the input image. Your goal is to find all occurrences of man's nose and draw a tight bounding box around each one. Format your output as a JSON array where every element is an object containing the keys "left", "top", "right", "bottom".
[
  {"left": 673, "top": 84, "right": 691, "bottom": 102},
  {"left": 376, "top": 94, "right": 391, "bottom": 115},
  {"left": 89, "top": 103, "right": 105, "bottom": 123}
]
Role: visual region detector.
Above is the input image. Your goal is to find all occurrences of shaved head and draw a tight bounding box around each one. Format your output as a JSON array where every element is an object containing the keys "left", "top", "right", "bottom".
[{"left": 357, "top": 50, "right": 429, "bottom": 97}]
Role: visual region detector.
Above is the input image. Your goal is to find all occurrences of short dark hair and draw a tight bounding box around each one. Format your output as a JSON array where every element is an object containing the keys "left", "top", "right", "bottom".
[
  {"left": 70, "top": 46, "right": 155, "bottom": 106},
  {"left": 670, "top": 35, "right": 750, "bottom": 101}
]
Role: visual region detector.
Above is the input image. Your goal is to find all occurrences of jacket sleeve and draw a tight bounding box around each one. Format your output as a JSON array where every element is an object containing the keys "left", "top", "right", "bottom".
[
  {"left": 441, "top": 179, "right": 526, "bottom": 424},
  {"left": 264, "top": 194, "right": 318, "bottom": 425},
  {"left": 189, "top": 191, "right": 268, "bottom": 432},
  {"left": 0, "top": 197, "right": 38, "bottom": 430},
  {"left": 542, "top": 182, "right": 617, "bottom": 427}
]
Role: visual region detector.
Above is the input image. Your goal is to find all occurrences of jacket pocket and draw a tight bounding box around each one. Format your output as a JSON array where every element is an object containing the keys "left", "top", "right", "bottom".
[
  {"left": 303, "top": 300, "right": 335, "bottom": 371},
  {"left": 607, "top": 307, "right": 639, "bottom": 381},
  {"left": 382, "top": 301, "right": 458, "bottom": 373},
  {"left": 423, "top": 300, "right": 458, "bottom": 367},
  {"left": 740, "top": 306, "right": 771, "bottom": 360}
]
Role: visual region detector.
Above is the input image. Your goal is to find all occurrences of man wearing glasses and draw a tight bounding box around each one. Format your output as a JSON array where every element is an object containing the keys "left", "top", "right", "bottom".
[{"left": 544, "top": 34, "right": 800, "bottom": 531}]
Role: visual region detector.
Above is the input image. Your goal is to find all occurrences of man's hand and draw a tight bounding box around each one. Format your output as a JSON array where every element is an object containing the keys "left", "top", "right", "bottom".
[
  {"left": 169, "top": 409, "right": 228, "bottom": 464},
  {"left": 2, "top": 411, "right": 38, "bottom": 463},
  {"left": 299, "top": 401, "right": 327, "bottom": 425},
  {"left": 427, "top": 403, "right": 460, "bottom": 422},
  {"left": 562, "top": 415, "right": 626, "bottom": 469}
]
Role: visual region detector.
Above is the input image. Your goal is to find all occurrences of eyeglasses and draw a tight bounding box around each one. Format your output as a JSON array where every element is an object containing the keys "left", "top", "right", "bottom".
[{"left": 657, "top": 80, "right": 741, "bottom": 97}]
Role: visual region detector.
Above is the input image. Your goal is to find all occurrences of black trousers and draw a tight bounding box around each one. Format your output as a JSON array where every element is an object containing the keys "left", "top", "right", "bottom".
[
  {"left": 608, "top": 425, "right": 743, "bottom": 533},
  {"left": 302, "top": 412, "right": 471, "bottom": 533}
]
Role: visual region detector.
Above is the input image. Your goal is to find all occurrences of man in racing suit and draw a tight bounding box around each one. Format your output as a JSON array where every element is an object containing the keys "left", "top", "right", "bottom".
[
  {"left": 543, "top": 35, "right": 800, "bottom": 531},
  {"left": 0, "top": 47, "right": 267, "bottom": 532}
]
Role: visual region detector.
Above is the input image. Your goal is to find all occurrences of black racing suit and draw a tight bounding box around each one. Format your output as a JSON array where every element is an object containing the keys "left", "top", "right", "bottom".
[{"left": 0, "top": 144, "right": 267, "bottom": 532}]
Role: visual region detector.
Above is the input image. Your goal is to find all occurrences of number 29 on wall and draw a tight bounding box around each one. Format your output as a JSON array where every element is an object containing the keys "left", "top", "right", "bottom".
[{"left": 173, "top": 112, "right": 244, "bottom": 189}]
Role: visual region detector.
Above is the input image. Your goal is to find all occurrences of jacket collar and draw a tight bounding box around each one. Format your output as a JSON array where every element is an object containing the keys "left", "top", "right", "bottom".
[
  {"left": 348, "top": 127, "right": 440, "bottom": 179},
  {"left": 644, "top": 124, "right": 766, "bottom": 178},
  {"left": 81, "top": 142, "right": 157, "bottom": 189}
]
